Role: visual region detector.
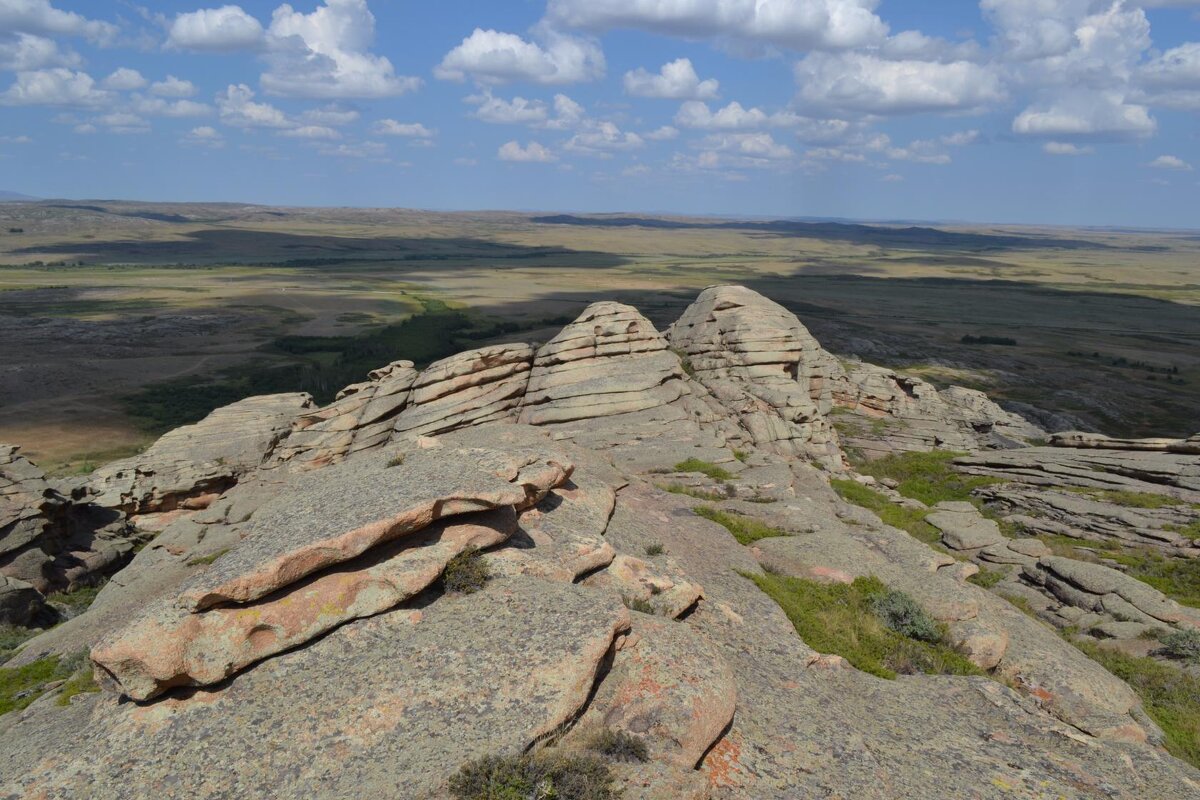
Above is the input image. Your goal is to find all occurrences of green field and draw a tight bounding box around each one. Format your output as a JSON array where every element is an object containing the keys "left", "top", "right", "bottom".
[{"left": 1, "top": 200, "right": 1197, "bottom": 468}]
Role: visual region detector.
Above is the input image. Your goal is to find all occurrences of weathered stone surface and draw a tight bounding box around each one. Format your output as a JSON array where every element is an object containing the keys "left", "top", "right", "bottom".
[
  {"left": 269, "top": 360, "right": 418, "bottom": 469},
  {"left": 831, "top": 363, "right": 1042, "bottom": 459},
  {"left": 668, "top": 285, "right": 843, "bottom": 467},
  {"left": 519, "top": 302, "right": 687, "bottom": 425},
  {"left": 567, "top": 616, "right": 736, "bottom": 769},
  {"left": 1036, "top": 556, "right": 1200, "bottom": 628},
  {"left": 177, "top": 443, "right": 572, "bottom": 611},
  {"left": 0, "top": 575, "right": 46, "bottom": 626},
  {"left": 88, "top": 393, "right": 312, "bottom": 514},
  {"left": 92, "top": 508, "right": 517, "bottom": 701},
  {"left": 926, "top": 501, "right": 1006, "bottom": 551},
  {"left": 582, "top": 554, "right": 704, "bottom": 619},
  {"left": 1, "top": 579, "right": 630, "bottom": 799},
  {"left": 394, "top": 344, "right": 533, "bottom": 437},
  {"left": 1052, "top": 430, "right": 1200, "bottom": 455}
]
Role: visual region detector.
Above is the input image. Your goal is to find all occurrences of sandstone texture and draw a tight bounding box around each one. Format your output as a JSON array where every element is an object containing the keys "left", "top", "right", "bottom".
[{"left": 2, "top": 286, "right": 1199, "bottom": 800}]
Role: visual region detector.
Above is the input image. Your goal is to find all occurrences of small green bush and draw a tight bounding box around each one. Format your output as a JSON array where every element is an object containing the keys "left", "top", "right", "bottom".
[
  {"left": 693, "top": 506, "right": 789, "bottom": 546},
  {"left": 1161, "top": 628, "right": 1200, "bottom": 664},
  {"left": 672, "top": 458, "right": 734, "bottom": 481},
  {"left": 0, "top": 625, "right": 40, "bottom": 663},
  {"left": 732, "top": 449, "right": 749, "bottom": 463},
  {"left": 386, "top": 453, "right": 406, "bottom": 468},
  {"left": 449, "top": 751, "right": 617, "bottom": 800},
  {"left": 658, "top": 483, "right": 725, "bottom": 502},
  {"left": 46, "top": 581, "right": 106, "bottom": 616},
  {"left": 868, "top": 588, "right": 941, "bottom": 643},
  {"left": 644, "top": 543, "right": 665, "bottom": 557},
  {"left": 967, "top": 567, "right": 1007, "bottom": 589},
  {"left": 622, "top": 595, "right": 656, "bottom": 614},
  {"left": 588, "top": 729, "right": 649, "bottom": 763},
  {"left": 745, "top": 572, "right": 981, "bottom": 680},
  {"left": 443, "top": 547, "right": 491, "bottom": 595}
]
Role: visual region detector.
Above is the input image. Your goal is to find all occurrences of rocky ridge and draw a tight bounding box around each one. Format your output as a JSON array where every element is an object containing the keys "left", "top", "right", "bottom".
[{"left": 1, "top": 285, "right": 1198, "bottom": 799}]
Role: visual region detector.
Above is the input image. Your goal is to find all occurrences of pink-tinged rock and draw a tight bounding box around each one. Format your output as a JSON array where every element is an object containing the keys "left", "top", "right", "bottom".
[
  {"left": 92, "top": 508, "right": 516, "bottom": 701},
  {"left": 176, "top": 444, "right": 572, "bottom": 611},
  {"left": 568, "top": 615, "right": 736, "bottom": 769},
  {"left": 583, "top": 554, "right": 703, "bottom": 618},
  {"left": 950, "top": 619, "right": 1009, "bottom": 670}
]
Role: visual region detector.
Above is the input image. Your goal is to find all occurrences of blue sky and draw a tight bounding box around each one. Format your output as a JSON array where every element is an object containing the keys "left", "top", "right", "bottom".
[{"left": 1, "top": 0, "right": 1198, "bottom": 226}]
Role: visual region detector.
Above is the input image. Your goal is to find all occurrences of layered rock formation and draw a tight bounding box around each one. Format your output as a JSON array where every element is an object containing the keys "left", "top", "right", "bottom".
[{"left": 3, "top": 285, "right": 1199, "bottom": 799}]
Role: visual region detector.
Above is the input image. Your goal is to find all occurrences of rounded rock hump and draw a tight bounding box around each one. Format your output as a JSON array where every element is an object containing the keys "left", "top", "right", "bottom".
[
  {"left": 667, "top": 285, "right": 843, "bottom": 467},
  {"left": 517, "top": 301, "right": 687, "bottom": 425}
]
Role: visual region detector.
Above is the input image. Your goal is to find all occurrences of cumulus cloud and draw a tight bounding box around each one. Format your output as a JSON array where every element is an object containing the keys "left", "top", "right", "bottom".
[
  {"left": 372, "top": 120, "right": 436, "bottom": 138},
  {"left": 182, "top": 125, "right": 224, "bottom": 148},
  {"left": 1138, "top": 42, "right": 1200, "bottom": 110},
  {"left": 0, "top": 32, "right": 80, "bottom": 71},
  {"left": 1148, "top": 154, "right": 1193, "bottom": 170},
  {"left": 672, "top": 99, "right": 807, "bottom": 130},
  {"left": 542, "top": 93, "right": 586, "bottom": 129},
  {"left": 699, "top": 132, "right": 795, "bottom": 167},
  {"left": 498, "top": 140, "right": 557, "bottom": 162},
  {"left": 132, "top": 96, "right": 212, "bottom": 117},
  {"left": 468, "top": 92, "right": 549, "bottom": 124},
  {"left": 545, "top": 0, "right": 888, "bottom": 51},
  {"left": 168, "top": 5, "right": 265, "bottom": 51},
  {"left": 1012, "top": 91, "right": 1155, "bottom": 139},
  {"left": 216, "top": 83, "right": 292, "bottom": 128},
  {"left": 1, "top": 68, "right": 109, "bottom": 107},
  {"left": 280, "top": 125, "right": 341, "bottom": 140},
  {"left": 1043, "top": 141, "right": 1093, "bottom": 155},
  {"left": 103, "top": 68, "right": 148, "bottom": 91},
  {"left": 96, "top": 111, "right": 150, "bottom": 134},
  {"left": 794, "top": 52, "right": 1004, "bottom": 114},
  {"left": 302, "top": 106, "right": 360, "bottom": 126},
  {"left": 263, "top": 0, "right": 421, "bottom": 99},
  {"left": 644, "top": 125, "right": 679, "bottom": 140},
  {"left": 624, "top": 58, "right": 719, "bottom": 99},
  {"left": 435, "top": 28, "right": 604, "bottom": 85},
  {"left": 0, "top": 0, "right": 118, "bottom": 44},
  {"left": 151, "top": 76, "right": 197, "bottom": 98},
  {"left": 564, "top": 121, "right": 643, "bottom": 155}
]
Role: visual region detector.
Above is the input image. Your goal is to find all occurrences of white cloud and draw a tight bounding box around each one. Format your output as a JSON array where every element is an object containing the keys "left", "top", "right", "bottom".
[
  {"left": 216, "top": 83, "right": 292, "bottom": 128},
  {"left": 372, "top": 120, "right": 435, "bottom": 138},
  {"left": 794, "top": 52, "right": 1004, "bottom": 114},
  {"left": 302, "top": 106, "right": 360, "bottom": 126},
  {"left": 281, "top": 125, "right": 341, "bottom": 140},
  {"left": 1043, "top": 141, "right": 1094, "bottom": 155},
  {"left": 542, "top": 93, "right": 586, "bottom": 129},
  {"left": 675, "top": 100, "right": 772, "bottom": 129},
  {"left": 103, "top": 68, "right": 148, "bottom": 91},
  {"left": 133, "top": 96, "right": 212, "bottom": 117},
  {"left": 644, "top": 125, "right": 679, "bottom": 140},
  {"left": 498, "top": 140, "right": 557, "bottom": 162},
  {"left": 701, "top": 132, "right": 794, "bottom": 164},
  {"left": 168, "top": 5, "right": 265, "bottom": 51},
  {"left": 1148, "top": 154, "right": 1193, "bottom": 170},
  {"left": 1, "top": 68, "right": 109, "bottom": 107},
  {"left": 1139, "top": 42, "right": 1200, "bottom": 109},
  {"left": 1012, "top": 91, "right": 1156, "bottom": 139},
  {"left": 183, "top": 125, "right": 224, "bottom": 148},
  {"left": 435, "top": 28, "right": 604, "bottom": 85},
  {"left": 96, "top": 111, "right": 150, "bottom": 134},
  {"left": 151, "top": 76, "right": 197, "bottom": 98},
  {"left": 0, "top": 134, "right": 32, "bottom": 143},
  {"left": 545, "top": 0, "right": 888, "bottom": 51},
  {"left": 263, "top": 0, "right": 420, "bottom": 99},
  {"left": 0, "top": 0, "right": 117, "bottom": 44},
  {"left": 624, "top": 58, "right": 719, "bottom": 99},
  {"left": 564, "top": 121, "right": 643, "bottom": 155},
  {"left": 468, "top": 91, "right": 549, "bottom": 124},
  {"left": 0, "top": 32, "right": 80, "bottom": 71}
]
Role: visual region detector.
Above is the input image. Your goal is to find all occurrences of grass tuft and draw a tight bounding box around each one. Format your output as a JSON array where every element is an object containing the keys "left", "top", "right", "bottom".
[
  {"left": 1, "top": 654, "right": 76, "bottom": 716},
  {"left": 587, "top": 729, "right": 649, "bottom": 763},
  {"left": 442, "top": 547, "right": 491, "bottom": 595},
  {"left": 967, "top": 567, "right": 1008, "bottom": 589},
  {"left": 745, "top": 572, "right": 982, "bottom": 680},
  {"left": 1073, "top": 640, "right": 1200, "bottom": 769},
  {"left": 1065, "top": 488, "right": 1183, "bottom": 509},
  {"left": 386, "top": 453, "right": 406, "bottom": 468},
  {"left": 186, "top": 548, "right": 231, "bottom": 568},
  {"left": 852, "top": 450, "right": 995, "bottom": 507},
  {"left": 658, "top": 483, "right": 726, "bottom": 502},
  {"left": 1160, "top": 628, "right": 1200, "bottom": 664},
  {"left": 830, "top": 479, "right": 941, "bottom": 545},
  {"left": 672, "top": 458, "right": 734, "bottom": 481},
  {"left": 622, "top": 595, "right": 656, "bottom": 614},
  {"left": 644, "top": 543, "right": 665, "bottom": 557},
  {"left": 449, "top": 751, "right": 617, "bottom": 800},
  {"left": 693, "top": 506, "right": 789, "bottom": 545}
]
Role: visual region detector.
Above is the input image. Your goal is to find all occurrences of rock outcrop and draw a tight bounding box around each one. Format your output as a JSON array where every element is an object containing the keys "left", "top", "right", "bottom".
[
  {"left": 88, "top": 393, "right": 312, "bottom": 515},
  {"left": 3, "top": 285, "right": 1199, "bottom": 799}
]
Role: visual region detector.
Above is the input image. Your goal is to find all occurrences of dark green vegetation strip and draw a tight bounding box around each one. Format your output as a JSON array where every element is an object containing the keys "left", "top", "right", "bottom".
[
  {"left": 0, "top": 653, "right": 97, "bottom": 716},
  {"left": 829, "top": 478, "right": 941, "bottom": 545},
  {"left": 746, "top": 573, "right": 982, "bottom": 680},
  {"left": 123, "top": 299, "right": 571, "bottom": 433},
  {"left": 694, "top": 506, "right": 789, "bottom": 545},
  {"left": 672, "top": 458, "right": 734, "bottom": 481},
  {"left": 853, "top": 450, "right": 995, "bottom": 507},
  {"left": 1073, "top": 640, "right": 1200, "bottom": 769}
]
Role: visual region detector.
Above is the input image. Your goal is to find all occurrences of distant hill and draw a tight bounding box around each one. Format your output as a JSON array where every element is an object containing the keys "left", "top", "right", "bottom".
[
  {"left": 0, "top": 190, "right": 37, "bottom": 202},
  {"left": 531, "top": 214, "right": 1112, "bottom": 251}
]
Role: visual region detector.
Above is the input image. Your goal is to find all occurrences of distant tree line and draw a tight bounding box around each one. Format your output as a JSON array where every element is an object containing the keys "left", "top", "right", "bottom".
[{"left": 961, "top": 335, "right": 1017, "bottom": 346}]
